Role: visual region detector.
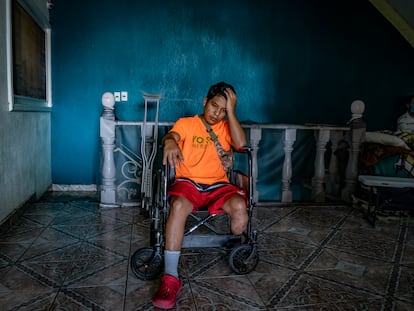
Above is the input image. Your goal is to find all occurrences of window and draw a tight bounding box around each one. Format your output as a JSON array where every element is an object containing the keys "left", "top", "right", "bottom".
[{"left": 6, "top": 0, "right": 51, "bottom": 112}]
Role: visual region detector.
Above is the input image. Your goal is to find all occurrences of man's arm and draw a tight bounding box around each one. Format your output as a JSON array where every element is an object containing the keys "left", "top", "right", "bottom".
[
  {"left": 224, "top": 88, "right": 247, "bottom": 149},
  {"left": 162, "top": 131, "right": 183, "bottom": 168}
]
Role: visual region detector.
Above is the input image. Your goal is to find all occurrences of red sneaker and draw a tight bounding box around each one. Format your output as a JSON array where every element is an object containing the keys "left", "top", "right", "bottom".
[{"left": 152, "top": 274, "right": 183, "bottom": 309}]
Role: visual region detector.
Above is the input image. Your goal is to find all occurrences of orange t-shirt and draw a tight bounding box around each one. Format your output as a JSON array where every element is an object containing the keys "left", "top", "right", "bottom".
[{"left": 170, "top": 115, "right": 231, "bottom": 184}]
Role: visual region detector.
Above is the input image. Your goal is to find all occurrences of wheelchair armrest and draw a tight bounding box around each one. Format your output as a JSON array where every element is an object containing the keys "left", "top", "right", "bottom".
[{"left": 233, "top": 145, "right": 252, "bottom": 154}]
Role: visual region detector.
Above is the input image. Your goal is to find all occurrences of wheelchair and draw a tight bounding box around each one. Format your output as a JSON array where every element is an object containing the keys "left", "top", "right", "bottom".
[{"left": 130, "top": 146, "right": 258, "bottom": 280}]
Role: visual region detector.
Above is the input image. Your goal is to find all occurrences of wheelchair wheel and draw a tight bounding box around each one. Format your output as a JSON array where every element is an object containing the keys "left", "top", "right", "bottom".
[
  {"left": 228, "top": 244, "right": 258, "bottom": 275},
  {"left": 130, "top": 247, "right": 163, "bottom": 280}
]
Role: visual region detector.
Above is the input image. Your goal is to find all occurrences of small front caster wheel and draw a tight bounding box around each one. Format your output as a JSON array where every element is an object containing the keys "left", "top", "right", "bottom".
[
  {"left": 130, "top": 247, "right": 163, "bottom": 280},
  {"left": 228, "top": 245, "right": 258, "bottom": 275}
]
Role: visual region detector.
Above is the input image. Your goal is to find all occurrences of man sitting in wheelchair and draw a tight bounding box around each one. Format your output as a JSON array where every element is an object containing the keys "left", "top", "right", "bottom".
[{"left": 152, "top": 81, "right": 248, "bottom": 309}]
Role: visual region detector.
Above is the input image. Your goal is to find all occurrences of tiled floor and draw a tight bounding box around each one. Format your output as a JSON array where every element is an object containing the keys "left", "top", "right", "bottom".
[{"left": 0, "top": 191, "right": 413, "bottom": 310}]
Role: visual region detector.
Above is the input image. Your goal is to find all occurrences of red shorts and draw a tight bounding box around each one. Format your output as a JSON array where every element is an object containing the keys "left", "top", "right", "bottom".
[{"left": 167, "top": 178, "right": 246, "bottom": 215}]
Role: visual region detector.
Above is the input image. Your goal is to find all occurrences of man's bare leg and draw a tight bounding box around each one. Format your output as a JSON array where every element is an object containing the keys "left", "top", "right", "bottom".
[{"left": 222, "top": 194, "right": 248, "bottom": 235}]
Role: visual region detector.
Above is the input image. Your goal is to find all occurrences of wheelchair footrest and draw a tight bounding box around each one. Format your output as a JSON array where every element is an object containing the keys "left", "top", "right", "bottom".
[{"left": 182, "top": 234, "right": 241, "bottom": 248}]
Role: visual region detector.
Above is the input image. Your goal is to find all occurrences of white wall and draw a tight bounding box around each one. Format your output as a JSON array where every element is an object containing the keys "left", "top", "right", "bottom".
[{"left": 0, "top": 0, "right": 52, "bottom": 223}]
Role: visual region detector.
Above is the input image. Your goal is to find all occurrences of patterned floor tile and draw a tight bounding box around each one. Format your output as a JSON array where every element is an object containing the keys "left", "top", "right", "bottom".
[
  {"left": 286, "top": 205, "right": 351, "bottom": 228},
  {"left": 0, "top": 220, "right": 45, "bottom": 244},
  {"left": 0, "top": 290, "right": 58, "bottom": 311},
  {"left": 19, "top": 227, "right": 80, "bottom": 261},
  {"left": 0, "top": 192, "right": 413, "bottom": 310},
  {"left": 69, "top": 261, "right": 128, "bottom": 288},
  {"left": 327, "top": 230, "right": 397, "bottom": 260},
  {"left": 341, "top": 208, "right": 402, "bottom": 236},
  {"left": 181, "top": 248, "right": 232, "bottom": 278},
  {"left": 394, "top": 299, "right": 414, "bottom": 311},
  {"left": 0, "top": 265, "right": 53, "bottom": 291},
  {"left": 86, "top": 224, "right": 136, "bottom": 256},
  {"left": 23, "top": 201, "right": 66, "bottom": 215},
  {"left": 98, "top": 205, "right": 139, "bottom": 223},
  {"left": 62, "top": 244, "right": 125, "bottom": 286},
  {"left": 19, "top": 260, "right": 72, "bottom": 287},
  {"left": 21, "top": 242, "right": 82, "bottom": 263},
  {"left": 396, "top": 265, "right": 414, "bottom": 303},
  {"left": 253, "top": 205, "right": 295, "bottom": 231},
  {"left": 306, "top": 247, "right": 394, "bottom": 295},
  {"left": 0, "top": 242, "right": 32, "bottom": 265},
  {"left": 407, "top": 223, "right": 414, "bottom": 243},
  {"left": 402, "top": 241, "right": 414, "bottom": 265},
  {"left": 267, "top": 299, "right": 386, "bottom": 310},
  {"left": 270, "top": 273, "right": 383, "bottom": 309},
  {"left": 191, "top": 278, "right": 266, "bottom": 310},
  {"left": 246, "top": 260, "right": 295, "bottom": 305},
  {"left": 263, "top": 218, "right": 333, "bottom": 246},
  {"left": 55, "top": 285, "right": 126, "bottom": 310},
  {"left": 259, "top": 237, "right": 317, "bottom": 269}
]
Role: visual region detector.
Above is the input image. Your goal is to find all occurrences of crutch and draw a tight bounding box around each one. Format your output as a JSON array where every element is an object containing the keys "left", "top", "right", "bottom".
[{"left": 140, "top": 93, "right": 162, "bottom": 211}]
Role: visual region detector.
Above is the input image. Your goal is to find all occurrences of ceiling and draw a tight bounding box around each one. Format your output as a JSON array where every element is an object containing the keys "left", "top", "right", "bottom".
[{"left": 369, "top": 0, "right": 414, "bottom": 48}]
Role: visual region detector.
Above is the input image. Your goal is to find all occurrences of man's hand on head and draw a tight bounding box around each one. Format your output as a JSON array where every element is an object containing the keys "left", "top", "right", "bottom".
[{"left": 224, "top": 88, "right": 237, "bottom": 114}]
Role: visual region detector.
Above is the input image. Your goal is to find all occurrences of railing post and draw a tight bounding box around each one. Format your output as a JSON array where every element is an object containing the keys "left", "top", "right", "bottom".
[
  {"left": 342, "top": 100, "right": 366, "bottom": 202},
  {"left": 249, "top": 126, "right": 262, "bottom": 204},
  {"left": 312, "top": 129, "right": 330, "bottom": 202},
  {"left": 100, "top": 92, "right": 119, "bottom": 207},
  {"left": 281, "top": 128, "right": 296, "bottom": 202},
  {"left": 326, "top": 130, "right": 343, "bottom": 196}
]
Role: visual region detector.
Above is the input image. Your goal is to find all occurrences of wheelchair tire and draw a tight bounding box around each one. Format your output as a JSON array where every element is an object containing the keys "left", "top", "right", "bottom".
[
  {"left": 228, "top": 245, "right": 258, "bottom": 275},
  {"left": 130, "top": 247, "right": 163, "bottom": 280}
]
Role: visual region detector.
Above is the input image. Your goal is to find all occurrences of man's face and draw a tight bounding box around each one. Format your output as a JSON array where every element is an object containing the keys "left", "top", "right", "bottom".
[{"left": 203, "top": 95, "right": 227, "bottom": 125}]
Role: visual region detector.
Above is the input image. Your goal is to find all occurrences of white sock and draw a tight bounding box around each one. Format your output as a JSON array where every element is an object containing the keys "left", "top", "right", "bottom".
[{"left": 164, "top": 250, "right": 180, "bottom": 278}]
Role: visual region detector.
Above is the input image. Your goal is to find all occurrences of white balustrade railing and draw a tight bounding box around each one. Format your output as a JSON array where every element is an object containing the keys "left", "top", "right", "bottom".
[
  {"left": 99, "top": 93, "right": 117, "bottom": 207},
  {"left": 99, "top": 92, "right": 365, "bottom": 207}
]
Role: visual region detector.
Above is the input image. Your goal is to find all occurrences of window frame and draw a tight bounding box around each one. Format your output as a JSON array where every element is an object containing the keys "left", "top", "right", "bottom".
[{"left": 6, "top": 0, "right": 52, "bottom": 112}]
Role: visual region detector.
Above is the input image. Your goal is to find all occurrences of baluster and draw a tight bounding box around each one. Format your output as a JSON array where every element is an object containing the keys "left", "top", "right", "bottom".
[
  {"left": 281, "top": 129, "right": 297, "bottom": 202},
  {"left": 249, "top": 126, "right": 262, "bottom": 204},
  {"left": 326, "top": 130, "right": 342, "bottom": 196},
  {"left": 342, "top": 100, "right": 366, "bottom": 202},
  {"left": 100, "top": 92, "right": 118, "bottom": 207},
  {"left": 312, "top": 129, "right": 330, "bottom": 202}
]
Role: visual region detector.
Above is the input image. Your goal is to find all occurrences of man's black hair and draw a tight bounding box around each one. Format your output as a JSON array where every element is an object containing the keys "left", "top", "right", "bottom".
[{"left": 206, "top": 82, "right": 236, "bottom": 101}]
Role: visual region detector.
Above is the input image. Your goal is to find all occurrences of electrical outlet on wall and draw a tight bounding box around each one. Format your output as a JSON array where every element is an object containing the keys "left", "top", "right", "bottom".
[
  {"left": 121, "top": 91, "right": 128, "bottom": 101},
  {"left": 114, "top": 92, "right": 121, "bottom": 102}
]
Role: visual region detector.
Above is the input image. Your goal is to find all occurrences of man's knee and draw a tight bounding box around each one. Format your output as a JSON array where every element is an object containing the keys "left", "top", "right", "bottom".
[
  {"left": 169, "top": 196, "right": 193, "bottom": 218},
  {"left": 226, "top": 196, "right": 248, "bottom": 235},
  {"left": 227, "top": 195, "right": 247, "bottom": 214},
  {"left": 231, "top": 221, "right": 247, "bottom": 235}
]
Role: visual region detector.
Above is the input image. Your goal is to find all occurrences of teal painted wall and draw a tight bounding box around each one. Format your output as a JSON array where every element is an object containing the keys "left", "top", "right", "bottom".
[{"left": 50, "top": 0, "right": 414, "bottom": 196}]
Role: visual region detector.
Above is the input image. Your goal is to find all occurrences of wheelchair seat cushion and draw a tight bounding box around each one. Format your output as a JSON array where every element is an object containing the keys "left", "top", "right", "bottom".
[{"left": 168, "top": 178, "right": 246, "bottom": 214}]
